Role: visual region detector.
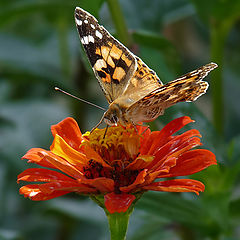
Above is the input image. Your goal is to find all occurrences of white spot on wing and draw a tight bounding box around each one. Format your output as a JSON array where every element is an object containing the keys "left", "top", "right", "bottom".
[
  {"left": 76, "top": 19, "right": 82, "bottom": 26},
  {"left": 90, "top": 24, "right": 95, "bottom": 29},
  {"left": 88, "top": 35, "right": 95, "bottom": 43},
  {"left": 95, "top": 30, "right": 103, "bottom": 39},
  {"left": 84, "top": 19, "right": 88, "bottom": 24},
  {"left": 83, "top": 36, "right": 89, "bottom": 44}
]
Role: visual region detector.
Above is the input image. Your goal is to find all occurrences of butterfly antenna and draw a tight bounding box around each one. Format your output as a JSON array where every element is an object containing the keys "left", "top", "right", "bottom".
[{"left": 55, "top": 87, "right": 106, "bottom": 111}]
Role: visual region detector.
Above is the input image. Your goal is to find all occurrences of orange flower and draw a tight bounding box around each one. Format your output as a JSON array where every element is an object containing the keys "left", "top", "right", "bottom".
[{"left": 18, "top": 116, "right": 217, "bottom": 214}]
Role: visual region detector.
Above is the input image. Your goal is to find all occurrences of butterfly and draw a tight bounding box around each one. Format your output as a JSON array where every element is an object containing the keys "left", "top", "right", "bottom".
[{"left": 75, "top": 7, "right": 218, "bottom": 128}]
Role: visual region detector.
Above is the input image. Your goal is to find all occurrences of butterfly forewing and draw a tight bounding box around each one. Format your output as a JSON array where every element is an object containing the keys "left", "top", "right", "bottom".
[{"left": 75, "top": 7, "right": 137, "bottom": 103}]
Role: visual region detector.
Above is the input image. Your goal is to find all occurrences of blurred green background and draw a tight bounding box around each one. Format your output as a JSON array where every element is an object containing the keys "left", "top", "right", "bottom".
[{"left": 1, "top": 0, "right": 240, "bottom": 239}]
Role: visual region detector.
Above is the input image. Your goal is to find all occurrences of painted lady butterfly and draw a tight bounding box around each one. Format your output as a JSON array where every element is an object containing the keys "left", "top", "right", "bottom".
[{"left": 75, "top": 7, "right": 218, "bottom": 128}]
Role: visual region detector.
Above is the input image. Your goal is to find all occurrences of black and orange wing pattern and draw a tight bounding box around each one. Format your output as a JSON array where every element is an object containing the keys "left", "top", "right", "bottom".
[
  {"left": 75, "top": 7, "right": 137, "bottom": 103},
  {"left": 75, "top": 7, "right": 218, "bottom": 126}
]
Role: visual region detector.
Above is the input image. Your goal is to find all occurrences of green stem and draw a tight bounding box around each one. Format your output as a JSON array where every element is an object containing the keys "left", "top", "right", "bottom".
[
  {"left": 210, "top": 18, "right": 237, "bottom": 136},
  {"left": 91, "top": 193, "right": 143, "bottom": 240},
  {"left": 91, "top": 195, "right": 133, "bottom": 240},
  {"left": 57, "top": 17, "right": 71, "bottom": 79},
  {"left": 210, "top": 23, "right": 225, "bottom": 136},
  {"left": 106, "top": 211, "right": 132, "bottom": 240},
  {"left": 106, "top": 0, "right": 132, "bottom": 46}
]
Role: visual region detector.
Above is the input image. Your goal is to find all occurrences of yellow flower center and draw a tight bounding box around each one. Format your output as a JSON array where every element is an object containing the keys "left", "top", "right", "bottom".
[
  {"left": 82, "top": 126, "right": 141, "bottom": 167},
  {"left": 81, "top": 126, "right": 151, "bottom": 192}
]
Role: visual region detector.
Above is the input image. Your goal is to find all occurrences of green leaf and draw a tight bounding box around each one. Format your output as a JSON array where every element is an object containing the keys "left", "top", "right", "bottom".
[
  {"left": 230, "top": 197, "right": 240, "bottom": 219},
  {"left": 137, "top": 192, "right": 206, "bottom": 227},
  {"left": 190, "top": 0, "right": 240, "bottom": 22},
  {"left": 0, "top": 0, "right": 104, "bottom": 27},
  {"left": 132, "top": 31, "right": 174, "bottom": 50},
  {"left": 46, "top": 198, "right": 106, "bottom": 223},
  {"left": 0, "top": 229, "right": 21, "bottom": 240},
  {"left": 0, "top": 100, "right": 70, "bottom": 169},
  {"left": 137, "top": 192, "right": 227, "bottom": 237},
  {"left": 132, "top": 31, "right": 180, "bottom": 80}
]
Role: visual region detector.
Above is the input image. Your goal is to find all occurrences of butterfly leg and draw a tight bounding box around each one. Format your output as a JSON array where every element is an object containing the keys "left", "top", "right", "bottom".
[
  {"left": 130, "top": 120, "right": 150, "bottom": 135},
  {"left": 136, "top": 123, "right": 150, "bottom": 135},
  {"left": 103, "top": 125, "right": 109, "bottom": 139},
  {"left": 141, "top": 125, "right": 150, "bottom": 135},
  {"left": 129, "top": 119, "right": 138, "bottom": 132}
]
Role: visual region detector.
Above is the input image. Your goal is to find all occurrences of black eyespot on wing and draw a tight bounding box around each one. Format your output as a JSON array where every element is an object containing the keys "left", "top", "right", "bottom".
[{"left": 97, "top": 71, "right": 106, "bottom": 78}]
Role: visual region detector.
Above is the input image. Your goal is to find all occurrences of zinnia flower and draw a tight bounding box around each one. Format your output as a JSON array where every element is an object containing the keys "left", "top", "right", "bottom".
[{"left": 18, "top": 116, "right": 217, "bottom": 214}]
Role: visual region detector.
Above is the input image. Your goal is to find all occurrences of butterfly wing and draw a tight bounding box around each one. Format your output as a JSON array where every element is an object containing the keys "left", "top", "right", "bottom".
[
  {"left": 125, "top": 62, "right": 218, "bottom": 123},
  {"left": 119, "top": 56, "right": 163, "bottom": 100},
  {"left": 75, "top": 7, "right": 137, "bottom": 103},
  {"left": 112, "top": 56, "right": 164, "bottom": 110}
]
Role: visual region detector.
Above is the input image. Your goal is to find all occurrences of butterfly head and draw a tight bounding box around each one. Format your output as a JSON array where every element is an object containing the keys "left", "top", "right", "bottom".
[{"left": 103, "top": 104, "right": 123, "bottom": 126}]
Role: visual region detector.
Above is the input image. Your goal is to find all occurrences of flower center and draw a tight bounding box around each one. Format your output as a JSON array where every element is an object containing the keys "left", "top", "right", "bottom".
[
  {"left": 81, "top": 126, "right": 142, "bottom": 191},
  {"left": 83, "top": 126, "right": 141, "bottom": 166}
]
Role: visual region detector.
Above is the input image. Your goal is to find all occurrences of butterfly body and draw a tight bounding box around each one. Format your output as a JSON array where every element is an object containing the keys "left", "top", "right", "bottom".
[{"left": 75, "top": 7, "right": 218, "bottom": 127}]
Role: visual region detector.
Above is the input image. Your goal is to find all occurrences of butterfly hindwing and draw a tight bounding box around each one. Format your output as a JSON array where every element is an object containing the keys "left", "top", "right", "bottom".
[
  {"left": 75, "top": 7, "right": 137, "bottom": 103},
  {"left": 125, "top": 62, "right": 218, "bottom": 122}
]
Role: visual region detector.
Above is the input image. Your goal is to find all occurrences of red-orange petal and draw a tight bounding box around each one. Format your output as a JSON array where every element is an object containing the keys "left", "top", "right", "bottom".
[
  {"left": 125, "top": 155, "right": 154, "bottom": 170},
  {"left": 40, "top": 150, "right": 83, "bottom": 179},
  {"left": 22, "top": 148, "right": 57, "bottom": 169},
  {"left": 17, "top": 168, "right": 74, "bottom": 183},
  {"left": 142, "top": 179, "right": 205, "bottom": 195},
  {"left": 141, "top": 116, "right": 194, "bottom": 155},
  {"left": 51, "top": 117, "right": 83, "bottom": 151},
  {"left": 153, "top": 129, "right": 201, "bottom": 157},
  {"left": 38, "top": 181, "right": 96, "bottom": 194},
  {"left": 120, "top": 169, "right": 148, "bottom": 192},
  {"left": 138, "top": 157, "right": 177, "bottom": 187},
  {"left": 104, "top": 192, "right": 136, "bottom": 214},
  {"left": 149, "top": 136, "right": 202, "bottom": 171},
  {"left": 146, "top": 156, "right": 177, "bottom": 181},
  {"left": 159, "top": 149, "right": 217, "bottom": 178},
  {"left": 22, "top": 148, "right": 84, "bottom": 179},
  {"left": 155, "top": 116, "right": 194, "bottom": 147},
  {"left": 50, "top": 134, "right": 88, "bottom": 167},
  {"left": 144, "top": 169, "right": 170, "bottom": 185},
  {"left": 19, "top": 184, "right": 71, "bottom": 201},
  {"left": 140, "top": 131, "right": 162, "bottom": 155},
  {"left": 80, "top": 177, "right": 115, "bottom": 193}
]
